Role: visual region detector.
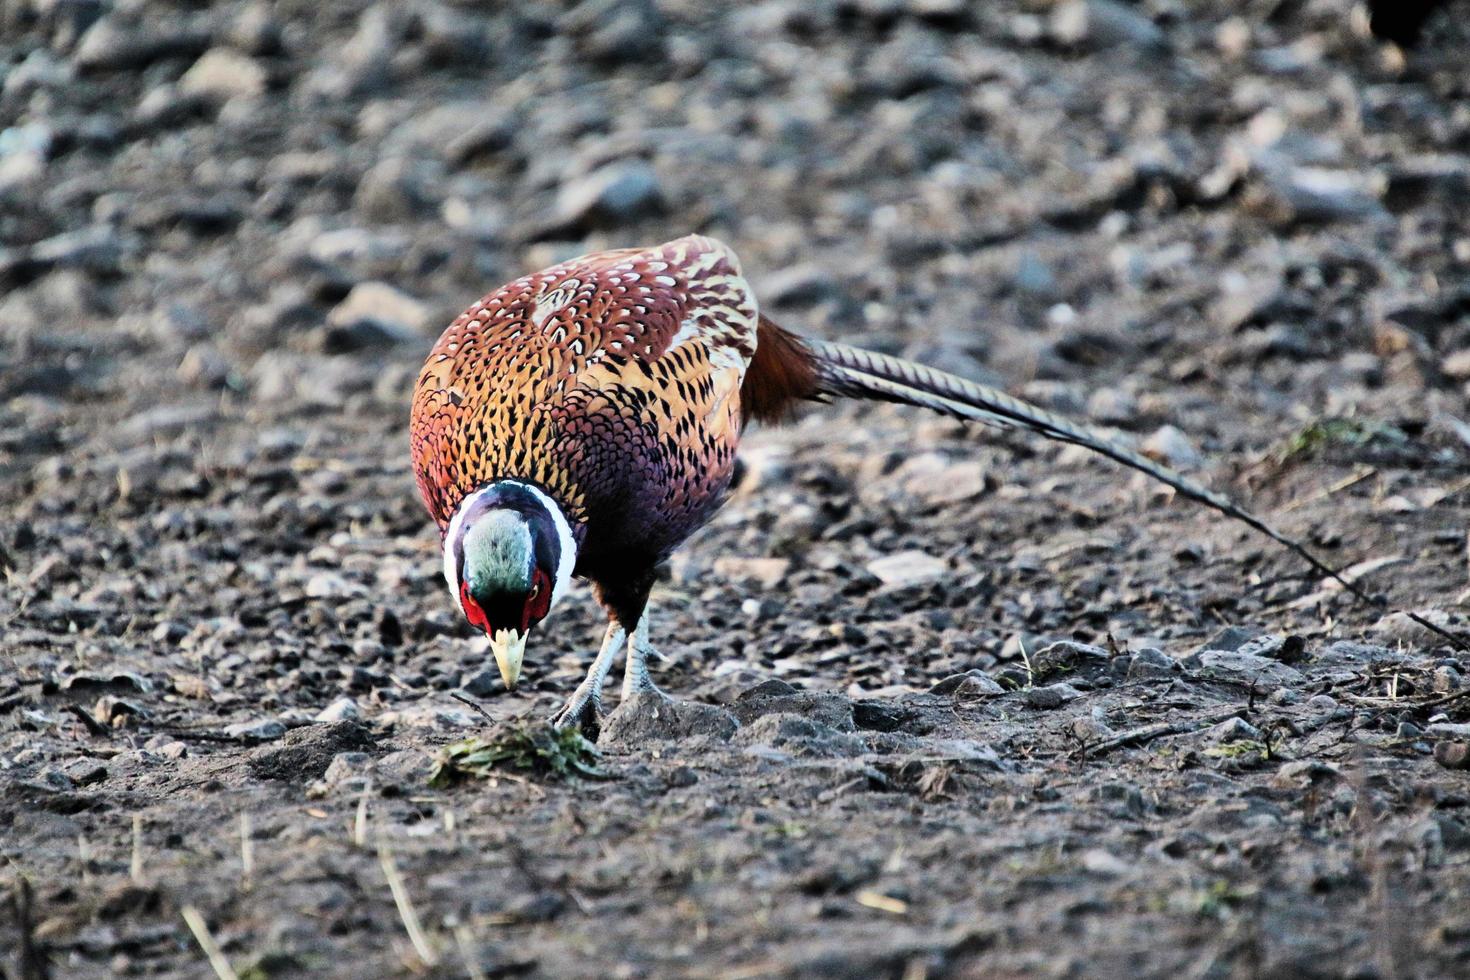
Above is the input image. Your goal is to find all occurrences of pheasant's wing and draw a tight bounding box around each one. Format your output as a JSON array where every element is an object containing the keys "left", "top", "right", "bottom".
[{"left": 410, "top": 235, "right": 760, "bottom": 535}]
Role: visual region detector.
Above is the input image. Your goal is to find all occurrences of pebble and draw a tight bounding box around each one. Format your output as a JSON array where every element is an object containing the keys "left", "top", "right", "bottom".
[
  {"left": 712, "top": 556, "right": 791, "bottom": 589},
  {"left": 227, "top": 3, "right": 284, "bottom": 56},
  {"left": 1140, "top": 425, "right": 1201, "bottom": 468},
  {"left": 73, "top": 17, "right": 209, "bottom": 72},
  {"left": 63, "top": 759, "right": 109, "bottom": 786},
  {"left": 1304, "top": 694, "right": 1338, "bottom": 714},
  {"left": 1371, "top": 609, "right": 1463, "bottom": 647},
  {"left": 1127, "top": 647, "right": 1181, "bottom": 680},
  {"left": 1079, "top": 849, "right": 1132, "bottom": 876},
  {"left": 352, "top": 158, "right": 431, "bottom": 222},
  {"left": 179, "top": 48, "right": 268, "bottom": 100},
  {"left": 741, "top": 597, "right": 780, "bottom": 621},
  {"left": 1032, "top": 640, "right": 1110, "bottom": 681},
  {"left": 1050, "top": 0, "right": 1164, "bottom": 49},
  {"left": 1085, "top": 388, "right": 1138, "bottom": 425},
  {"left": 226, "top": 719, "right": 287, "bottom": 741},
  {"left": 1435, "top": 742, "right": 1470, "bottom": 770},
  {"left": 1442, "top": 349, "right": 1470, "bottom": 381},
  {"left": 315, "top": 697, "right": 361, "bottom": 723},
  {"left": 327, "top": 281, "right": 431, "bottom": 338},
  {"left": 865, "top": 550, "right": 947, "bottom": 588},
  {"left": 1025, "top": 683, "right": 1083, "bottom": 709},
  {"left": 1189, "top": 650, "right": 1306, "bottom": 690},
  {"left": 1207, "top": 717, "right": 1262, "bottom": 743},
  {"left": 552, "top": 160, "right": 664, "bottom": 231},
  {"left": 320, "top": 752, "right": 373, "bottom": 790},
  {"left": 930, "top": 671, "right": 1003, "bottom": 697},
  {"left": 458, "top": 668, "right": 501, "bottom": 699},
  {"left": 893, "top": 453, "right": 990, "bottom": 505}
]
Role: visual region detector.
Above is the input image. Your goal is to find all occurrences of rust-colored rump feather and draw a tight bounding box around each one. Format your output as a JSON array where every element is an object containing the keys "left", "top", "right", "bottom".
[{"left": 741, "top": 315, "right": 822, "bottom": 426}]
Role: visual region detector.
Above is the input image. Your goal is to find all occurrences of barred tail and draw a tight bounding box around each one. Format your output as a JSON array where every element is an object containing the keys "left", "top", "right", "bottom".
[{"left": 799, "top": 335, "right": 1466, "bottom": 651}]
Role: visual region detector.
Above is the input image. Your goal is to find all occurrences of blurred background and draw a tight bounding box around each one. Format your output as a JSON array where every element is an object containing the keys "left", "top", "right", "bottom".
[{"left": 3, "top": 0, "right": 1468, "bottom": 454}]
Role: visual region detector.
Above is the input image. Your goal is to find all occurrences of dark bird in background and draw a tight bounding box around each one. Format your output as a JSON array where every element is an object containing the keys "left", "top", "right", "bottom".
[{"left": 409, "top": 235, "right": 1451, "bottom": 733}]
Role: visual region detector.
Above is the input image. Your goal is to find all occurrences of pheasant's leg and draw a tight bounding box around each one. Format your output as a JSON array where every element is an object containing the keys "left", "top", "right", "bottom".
[
  {"left": 620, "top": 612, "right": 667, "bottom": 699},
  {"left": 551, "top": 622, "right": 625, "bottom": 735}
]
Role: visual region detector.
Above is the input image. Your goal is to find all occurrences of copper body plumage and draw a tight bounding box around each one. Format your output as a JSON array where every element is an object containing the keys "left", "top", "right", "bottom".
[
  {"left": 411, "top": 237, "right": 761, "bottom": 602},
  {"left": 411, "top": 234, "right": 1431, "bottom": 730}
]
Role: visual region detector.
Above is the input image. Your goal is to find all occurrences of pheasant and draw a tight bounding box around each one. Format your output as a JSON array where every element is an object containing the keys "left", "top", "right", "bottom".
[{"left": 409, "top": 234, "right": 1451, "bottom": 732}]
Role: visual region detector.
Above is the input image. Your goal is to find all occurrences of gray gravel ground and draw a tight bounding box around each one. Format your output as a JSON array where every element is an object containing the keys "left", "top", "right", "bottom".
[{"left": 5, "top": 0, "right": 1470, "bottom": 977}]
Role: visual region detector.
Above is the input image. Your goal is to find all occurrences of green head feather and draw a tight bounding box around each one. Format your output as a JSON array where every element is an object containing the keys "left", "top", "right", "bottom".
[{"left": 462, "top": 510, "right": 534, "bottom": 596}]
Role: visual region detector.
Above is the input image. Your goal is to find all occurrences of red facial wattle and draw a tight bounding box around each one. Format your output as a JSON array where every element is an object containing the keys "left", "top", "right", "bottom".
[
  {"left": 459, "top": 581, "right": 490, "bottom": 633},
  {"left": 522, "top": 567, "right": 552, "bottom": 631}
]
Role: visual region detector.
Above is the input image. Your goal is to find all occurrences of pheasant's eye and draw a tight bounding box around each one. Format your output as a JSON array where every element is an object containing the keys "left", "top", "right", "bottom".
[{"left": 529, "top": 581, "right": 541, "bottom": 599}]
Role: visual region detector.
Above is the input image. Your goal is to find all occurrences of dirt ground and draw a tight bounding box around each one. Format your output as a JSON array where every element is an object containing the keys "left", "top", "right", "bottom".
[{"left": 5, "top": 1, "right": 1470, "bottom": 977}]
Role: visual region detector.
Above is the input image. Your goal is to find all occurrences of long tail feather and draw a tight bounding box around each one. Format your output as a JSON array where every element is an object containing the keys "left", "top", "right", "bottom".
[{"left": 803, "top": 337, "right": 1468, "bottom": 651}]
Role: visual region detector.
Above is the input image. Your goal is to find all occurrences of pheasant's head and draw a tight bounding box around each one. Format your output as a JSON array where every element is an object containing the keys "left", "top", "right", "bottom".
[{"left": 444, "top": 482, "right": 575, "bottom": 689}]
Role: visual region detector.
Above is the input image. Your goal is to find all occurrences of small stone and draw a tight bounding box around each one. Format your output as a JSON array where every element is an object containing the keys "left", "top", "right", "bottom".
[
  {"left": 1127, "top": 647, "right": 1181, "bottom": 680},
  {"left": 327, "top": 281, "right": 431, "bottom": 338},
  {"left": 1031, "top": 640, "right": 1110, "bottom": 682},
  {"left": 1442, "top": 350, "right": 1470, "bottom": 381},
  {"left": 74, "top": 17, "right": 209, "bottom": 72},
  {"left": 1370, "top": 609, "right": 1463, "bottom": 647},
  {"left": 458, "top": 668, "right": 501, "bottom": 698},
  {"left": 930, "top": 671, "right": 1004, "bottom": 697},
  {"left": 179, "top": 48, "right": 267, "bottom": 100},
  {"left": 226, "top": 719, "right": 286, "bottom": 741},
  {"left": 315, "top": 697, "right": 360, "bottom": 723},
  {"left": 63, "top": 759, "right": 109, "bottom": 786},
  {"left": 1013, "top": 251, "right": 1059, "bottom": 299},
  {"left": 1050, "top": 0, "right": 1164, "bottom": 49},
  {"left": 1141, "top": 425, "right": 1201, "bottom": 468},
  {"left": 1304, "top": 694, "right": 1338, "bottom": 714},
  {"left": 712, "top": 556, "right": 790, "bottom": 589},
  {"left": 1435, "top": 742, "right": 1470, "bottom": 770},
  {"left": 1207, "top": 717, "right": 1262, "bottom": 743},
  {"left": 1194, "top": 626, "right": 1263, "bottom": 654},
  {"left": 1272, "top": 760, "right": 1340, "bottom": 787},
  {"left": 32, "top": 768, "right": 76, "bottom": 792},
  {"left": 1254, "top": 165, "right": 1386, "bottom": 226},
  {"left": 894, "top": 453, "right": 990, "bottom": 505},
  {"left": 552, "top": 160, "right": 663, "bottom": 231},
  {"left": 1190, "top": 651, "right": 1305, "bottom": 690},
  {"left": 1085, "top": 388, "right": 1137, "bottom": 425},
  {"left": 353, "top": 158, "right": 430, "bottom": 222},
  {"left": 740, "top": 597, "right": 780, "bottom": 620},
  {"left": 1434, "top": 666, "right": 1461, "bottom": 693},
  {"left": 322, "top": 751, "right": 373, "bottom": 787},
  {"left": 1080, "top": 849, "right": 1131, "bottom": 876},
  {"left": 866, "top": 550, "right": 947, "bottom": 588},
  {"left": 1025, "top": 683, "right": 1082, "bottom": 709},
  {"left": 61, "top": 671, "right": 151, "bottom": 695},
  {"left": 227, "top": 3, "right": 284, "bottom": 56}
]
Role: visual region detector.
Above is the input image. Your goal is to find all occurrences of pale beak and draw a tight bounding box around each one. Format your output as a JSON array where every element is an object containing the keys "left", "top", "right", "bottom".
[{"left": 489, "top": 628, "right": 527, "bottom": 690}]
